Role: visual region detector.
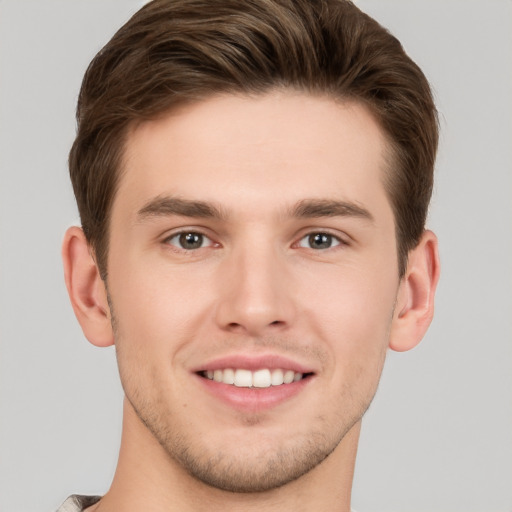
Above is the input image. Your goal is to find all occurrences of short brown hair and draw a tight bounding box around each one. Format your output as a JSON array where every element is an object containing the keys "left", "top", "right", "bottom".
[{"left": 69, "top": 0, "right": 438, "bottom": 279}]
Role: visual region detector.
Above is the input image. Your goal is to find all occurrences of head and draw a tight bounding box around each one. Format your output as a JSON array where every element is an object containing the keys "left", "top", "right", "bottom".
[
  {"left": 69, "top": 0, "right": 438, "bottom": 281},
  {"left": 63, "top": 0, "right": 440, "bottom": 497}
]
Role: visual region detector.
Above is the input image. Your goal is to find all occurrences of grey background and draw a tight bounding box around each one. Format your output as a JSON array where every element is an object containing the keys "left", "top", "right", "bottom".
[{"left": 0, "top": 1, "right": 510, "bottom": 511}]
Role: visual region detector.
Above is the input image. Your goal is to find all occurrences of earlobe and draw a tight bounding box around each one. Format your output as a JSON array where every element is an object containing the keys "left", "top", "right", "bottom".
[
  {"left": 389, "top": 230, "right": 440, "bottom": 352},
  {"left": 62, "top": 226, "right": 114, "bottom": 347}
]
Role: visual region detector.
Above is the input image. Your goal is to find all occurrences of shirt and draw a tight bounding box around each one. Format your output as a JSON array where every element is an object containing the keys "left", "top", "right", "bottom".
[
  {"left": 56, "top": 495, "right": 101, "bottom": 511},
  {"left": 56, "top": 494, "right": 358, "bottom": 511}
]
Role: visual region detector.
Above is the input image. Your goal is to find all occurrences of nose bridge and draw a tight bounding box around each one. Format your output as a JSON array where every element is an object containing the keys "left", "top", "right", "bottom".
[{"left": 215, "top": 233, "right": 294, "bottom": 334}]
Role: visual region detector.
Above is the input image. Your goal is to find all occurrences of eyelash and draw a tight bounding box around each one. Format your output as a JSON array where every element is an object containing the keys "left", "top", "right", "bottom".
[
  {"left": 162, "top": 230, "right": 347, "bottom": 252},
  {"left": 296, "top": 232, "right": 345, "bottom": 250},
  {"left": 163, "top": 231, "right": 217, "bottom": 251}
]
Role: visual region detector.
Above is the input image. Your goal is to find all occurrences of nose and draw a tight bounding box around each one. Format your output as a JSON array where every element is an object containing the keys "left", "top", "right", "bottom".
[{"left": 214, "top": 241, "right": 296, "bottom": 336}]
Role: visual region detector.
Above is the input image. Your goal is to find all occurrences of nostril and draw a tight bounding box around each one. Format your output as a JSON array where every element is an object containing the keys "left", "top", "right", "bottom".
[{"left": 223, "top": 319, "right": 285, "bottom": 335}]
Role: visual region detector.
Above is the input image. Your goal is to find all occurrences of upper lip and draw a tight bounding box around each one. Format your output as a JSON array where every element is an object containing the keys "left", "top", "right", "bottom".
[{"left": 192, "top": 353, "right": 317, "bottom": 374}]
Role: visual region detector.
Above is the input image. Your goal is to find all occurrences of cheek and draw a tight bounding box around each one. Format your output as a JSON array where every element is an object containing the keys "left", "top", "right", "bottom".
[
  {"left": 300, "top": 263, "right": 397, "bottom": 370},
  {"left": 110, "top": 274, "right": 200, "bottom": 405},
  {"left": 312, "top": 278, "right": 393, "bottom": 415},
  {"left": 107, "top": 255, "right": 217, "bottom": 365}
]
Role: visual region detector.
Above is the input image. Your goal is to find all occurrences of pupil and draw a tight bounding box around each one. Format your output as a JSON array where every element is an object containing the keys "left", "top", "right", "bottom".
[
  {"left": 310, "top": 233, "right": 331, "bottom": 249},
  {"left": 180, "top": 232, "right": 202, "bottom": 249}
]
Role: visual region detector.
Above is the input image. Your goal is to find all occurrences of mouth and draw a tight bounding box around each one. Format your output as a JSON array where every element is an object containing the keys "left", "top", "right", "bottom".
[
  {"left": 198, "top": 368, "right": 314, "bottom": 388},
  {"left": 193, "top": 355, "right": 316, "bottom": 412},
  {"left": 192, "top": 354, "right": 317, "bottom": 412}
]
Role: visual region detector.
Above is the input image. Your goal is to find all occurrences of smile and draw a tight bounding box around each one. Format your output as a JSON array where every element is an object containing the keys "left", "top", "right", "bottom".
[
  {"left": 194, "top": 355, "right": 316, "bottom": 411},
  {"left": 200, "top": 368, "right": 307, "bottom": 388}
]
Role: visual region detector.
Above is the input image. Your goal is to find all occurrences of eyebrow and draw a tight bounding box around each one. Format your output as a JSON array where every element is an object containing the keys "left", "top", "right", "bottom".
[
  {"left": 290, "top": 199, "right": 374, "bottom": 222},
  {"left": 136, "top": 195, "right": 373, "bottom": 223},
  {"left": 137, "top": 196, "right": 226, "bottom": 221}
]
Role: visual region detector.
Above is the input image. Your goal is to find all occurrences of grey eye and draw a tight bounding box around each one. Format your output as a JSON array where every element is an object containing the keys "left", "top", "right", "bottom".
[
  {"left": 299, "top": 233, "right": 341, "bottom": 250},
  {"left": 167, "top": 232, "right": 212, "bottom": 250}
]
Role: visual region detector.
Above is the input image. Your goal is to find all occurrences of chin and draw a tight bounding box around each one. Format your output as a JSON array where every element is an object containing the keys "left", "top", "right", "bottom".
[{"left": 137, "top": 401, "right": 360, "bottom": 493}]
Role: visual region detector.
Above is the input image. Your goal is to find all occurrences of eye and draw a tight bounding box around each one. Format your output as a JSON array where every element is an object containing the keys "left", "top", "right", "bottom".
[
  {"left": 165, "top": 231, "right": 214, "bottom": 250},
  {"left": 298, "top": 232, "right": 342, "bottom": 250}
]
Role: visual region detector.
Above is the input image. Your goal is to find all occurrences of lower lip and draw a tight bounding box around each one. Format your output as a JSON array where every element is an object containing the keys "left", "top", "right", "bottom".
[{"left": 195, "top": 374, "right": 313, "bottom": 413}]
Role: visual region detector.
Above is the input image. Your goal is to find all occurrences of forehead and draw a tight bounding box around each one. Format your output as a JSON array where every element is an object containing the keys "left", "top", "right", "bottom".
[{"left": 115, "top": 91, "right": 392, "bottom": 220}]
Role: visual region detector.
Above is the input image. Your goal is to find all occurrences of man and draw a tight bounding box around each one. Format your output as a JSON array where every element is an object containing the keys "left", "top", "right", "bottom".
[{"left": 60, "top": 0, "right": 440, "bottom": 510}]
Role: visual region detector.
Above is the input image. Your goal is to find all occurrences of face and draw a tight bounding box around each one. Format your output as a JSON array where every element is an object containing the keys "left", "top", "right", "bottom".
[{"left": 107, "top": 91, "right": 400, "bottom": 492}]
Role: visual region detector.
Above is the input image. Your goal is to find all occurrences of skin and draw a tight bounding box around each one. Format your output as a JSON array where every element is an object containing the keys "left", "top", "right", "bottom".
[{"left": 63, "top": 91, "right": 440, "bottom": 512}]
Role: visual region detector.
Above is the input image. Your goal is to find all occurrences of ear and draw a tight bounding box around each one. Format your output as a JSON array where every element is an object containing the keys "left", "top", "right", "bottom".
[
  {"left": 62, "top": 226, "right": 114, "bottom": 347},
  {"left": 389, "top": 230, "right": 440, "bottom": 352}
]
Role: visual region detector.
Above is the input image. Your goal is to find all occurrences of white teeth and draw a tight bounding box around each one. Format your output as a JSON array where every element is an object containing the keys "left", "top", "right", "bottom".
[
  {"left": 252, "top": 369, "right": 271, "bottom": 388},
  {"left": 283, "top": 370, "right": 295, "bottom": 384},
  {"left": 271, "top": 369, "right": 284, "bottom": 386},
  {"left": 203, "top": 368, "right": 306, "bottom": 388},
  {"left": 234, "top": 369, "right": 252, "bottom": 387},
  {"left": 223, "top": 368, "right": 235, "bottom": 384}
]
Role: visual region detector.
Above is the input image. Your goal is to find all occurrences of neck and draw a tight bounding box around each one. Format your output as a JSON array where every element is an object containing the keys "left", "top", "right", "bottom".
[{"left": 92, "top": 398, "right": 359, "bottom": 512}]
